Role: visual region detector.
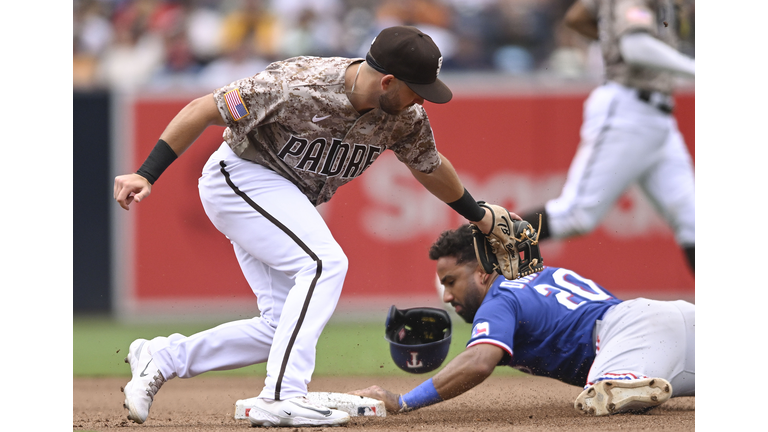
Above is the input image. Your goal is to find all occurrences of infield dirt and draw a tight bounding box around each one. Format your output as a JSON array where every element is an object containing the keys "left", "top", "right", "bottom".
[{"left": 74, "top": 375, "right": 694, "bottom": 431}]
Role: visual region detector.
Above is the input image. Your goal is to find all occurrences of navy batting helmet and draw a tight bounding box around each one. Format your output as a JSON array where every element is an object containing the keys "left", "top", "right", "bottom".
[{"left": 385, "top": 305, "right": 452, "bottom": 374}]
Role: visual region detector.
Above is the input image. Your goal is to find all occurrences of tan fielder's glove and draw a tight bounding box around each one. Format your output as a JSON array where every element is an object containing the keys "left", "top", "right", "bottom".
[{"left": 470, "top": 202, "right": 544, "bottom": 280}]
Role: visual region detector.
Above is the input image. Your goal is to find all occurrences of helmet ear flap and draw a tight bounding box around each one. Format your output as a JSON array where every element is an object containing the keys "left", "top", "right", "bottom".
[{"left": 385, "top": 304, "right": 402, "bottom": 334}]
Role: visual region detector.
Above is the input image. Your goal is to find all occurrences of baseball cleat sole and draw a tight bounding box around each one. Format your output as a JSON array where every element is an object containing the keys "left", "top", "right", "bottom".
[
  {"left": 248, "top": 415, "right": 348, "bottom": 427},
  {"left": 248, "top": 410, "right": 350, "bottom": 428},
  {"left": 121, "top": 356, "right": 143, "bottom": 423},
  {"left": 122, "top": 343, "right": 145, "bottom": 423},
  {"left": 123, "top": 397, "right": 146, "bottom": 424},
  {"left": 574, "top": 377, "right": 672, "bottom": 416}
]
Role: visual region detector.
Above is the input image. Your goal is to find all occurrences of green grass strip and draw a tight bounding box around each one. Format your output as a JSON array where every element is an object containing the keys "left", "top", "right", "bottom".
[{"left": 74, "top": 316, "right": 523, "bottom": 378}]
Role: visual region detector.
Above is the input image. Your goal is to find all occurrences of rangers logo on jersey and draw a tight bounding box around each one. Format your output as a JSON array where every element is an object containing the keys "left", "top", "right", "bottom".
[{"left": 472, "top": 322, "right": 490, "bottom": 338}]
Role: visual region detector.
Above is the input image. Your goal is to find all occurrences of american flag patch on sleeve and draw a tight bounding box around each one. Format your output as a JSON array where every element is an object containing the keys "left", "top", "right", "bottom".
[{"left": 224, "top": 88, "right": 249, "bottom": 121}]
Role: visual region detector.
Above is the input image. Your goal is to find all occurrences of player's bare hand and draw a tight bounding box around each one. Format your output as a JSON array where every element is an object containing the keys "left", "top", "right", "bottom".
[
  {"left": 348, "top": 386, "right": 401, "bottom": 413},
  {"left": 114, "top": 173, "right": 152, "bottom": 210}
]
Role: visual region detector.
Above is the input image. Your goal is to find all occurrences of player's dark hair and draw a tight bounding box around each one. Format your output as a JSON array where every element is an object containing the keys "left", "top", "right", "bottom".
[{"left": 428, "top": 224, "right": 477, "bottom": 264}]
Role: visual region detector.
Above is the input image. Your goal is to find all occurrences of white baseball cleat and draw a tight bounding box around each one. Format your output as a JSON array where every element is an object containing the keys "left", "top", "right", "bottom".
[
  {"left": 574, "top": 377, "right": 672, "bottom": 416},
  {"left": 122, "top": 338, "right": 166, "bottom": 424},
  {"left": 248, "top": 396, "right": 351, "bottom": 427}
]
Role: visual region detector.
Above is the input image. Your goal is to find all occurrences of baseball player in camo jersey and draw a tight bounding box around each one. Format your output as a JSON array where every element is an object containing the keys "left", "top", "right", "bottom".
[
  {"left": 521, "top": 0, "right": 696, "bottom": 272},
  {"left": 352, "top": 224, "right": 695, "bottom": 416},
  {"left": 113, "top": 26, "right": 512, "bottom": 428}
]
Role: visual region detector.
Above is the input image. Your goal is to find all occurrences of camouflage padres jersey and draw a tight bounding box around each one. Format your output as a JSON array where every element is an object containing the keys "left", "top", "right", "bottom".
[
  {"left": 212, "top": 56, "right": 441, "bottom": 206},
  {"left": 581, "top": 0, "right": 681, "bottom": 94}
]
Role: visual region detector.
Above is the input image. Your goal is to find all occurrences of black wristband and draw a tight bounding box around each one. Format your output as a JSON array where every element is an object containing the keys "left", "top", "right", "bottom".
[
  {"left": 447, "top": 189, "right": 486, "bottom": 222},
  {"left": 136, "top": 139, "right": 178, "bottom": 185}
]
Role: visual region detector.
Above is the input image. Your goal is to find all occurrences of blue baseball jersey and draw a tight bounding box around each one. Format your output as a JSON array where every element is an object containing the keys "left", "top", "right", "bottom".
[{"left": 467, "top": 266, "right": 622, "bottom": 387}]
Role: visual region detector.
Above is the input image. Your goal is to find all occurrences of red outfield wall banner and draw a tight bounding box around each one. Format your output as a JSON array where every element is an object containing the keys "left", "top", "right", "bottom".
[{"left": 125, "top": 91, "right": 694, "bottom": 313}]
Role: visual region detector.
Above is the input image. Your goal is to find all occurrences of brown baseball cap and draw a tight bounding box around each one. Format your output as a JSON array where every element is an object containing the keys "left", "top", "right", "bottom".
[{"left": 366, "top": 26, "right": 453, "bottom": 104}]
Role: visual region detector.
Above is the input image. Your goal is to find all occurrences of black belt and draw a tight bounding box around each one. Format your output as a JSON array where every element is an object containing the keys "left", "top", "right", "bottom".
[{"left": 637, "top": 89, "right": 674, "bottom": 114}]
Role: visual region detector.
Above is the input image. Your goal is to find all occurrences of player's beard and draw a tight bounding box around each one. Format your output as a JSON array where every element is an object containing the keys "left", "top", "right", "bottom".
[
  {"left": 379, "top": 87, "right": 409, "bottom": 115},
  {"left": 454, "top": 280, "right": 485, "bottom": 323}
]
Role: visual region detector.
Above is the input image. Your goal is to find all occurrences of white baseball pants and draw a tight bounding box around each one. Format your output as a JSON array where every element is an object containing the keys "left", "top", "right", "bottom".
[
  {"left": 149, "top": 143, "right": 348, "bottom": 400},
  {"left": 545, "top": 81, "right": 695, "bottom": 247},
  {"left": 588, "top": 298, "right": 695, "bottom": 397}
]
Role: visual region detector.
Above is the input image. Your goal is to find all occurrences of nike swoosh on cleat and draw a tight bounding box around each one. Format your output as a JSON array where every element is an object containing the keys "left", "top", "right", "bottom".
[
  {"left": 283, "top": 410, "right": 292, "bottom": 416},
  {"left": 291, "top": 401, "right": 331, "bottom": 416},
  {"left": 139, "top": 359, "right": 153, "bottom": 377},
  {"left": 312, "top": 114, "right": 331, "bottom": 122}
]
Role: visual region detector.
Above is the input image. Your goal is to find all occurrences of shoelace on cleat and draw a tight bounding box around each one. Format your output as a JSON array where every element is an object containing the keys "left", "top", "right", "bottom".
[{"left": 145, "top": 371, "right": 165, "bottom": 401}]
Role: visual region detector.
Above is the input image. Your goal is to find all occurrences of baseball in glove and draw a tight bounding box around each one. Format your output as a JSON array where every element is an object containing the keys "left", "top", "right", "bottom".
[{"left": 470, "top": 202, "right": 544, "bottom": 280}]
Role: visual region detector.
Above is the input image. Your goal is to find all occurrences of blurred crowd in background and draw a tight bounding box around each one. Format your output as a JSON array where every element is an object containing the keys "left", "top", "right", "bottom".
[{"left": 73, "top": 0, "right": 695, "bottom": 92}]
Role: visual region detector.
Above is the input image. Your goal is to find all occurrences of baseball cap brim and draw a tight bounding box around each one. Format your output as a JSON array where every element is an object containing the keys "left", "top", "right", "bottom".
[{"left": 403, "top": 78, "right": 453, "bottom": 104}]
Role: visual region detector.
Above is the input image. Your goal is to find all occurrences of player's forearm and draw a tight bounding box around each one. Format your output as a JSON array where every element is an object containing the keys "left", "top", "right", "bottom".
[
  {"left": 134, "top": 94, "right": 226, "bottom": 185},
  {"left": 410, "top": 155, "right": 492, "bottom": 230},
  {"left": 431, "top": 346, "right": 496, "bottom": 400},
  {"left": 409, "top": 154, "right": 465, "bottom": 203},
  {"left": 397, "top": 345, "right": 499, "bottom": 412},
  {"left": 158, "top": 93, "right": 227, "bottom": 157},
  {"left": 620, "top": 32, "right": 695, "bottom": 77}
]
